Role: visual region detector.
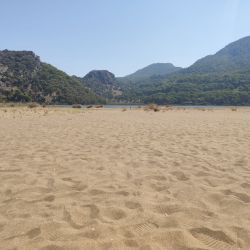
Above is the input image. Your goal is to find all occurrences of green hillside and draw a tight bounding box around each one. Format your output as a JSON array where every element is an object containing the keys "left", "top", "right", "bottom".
[
  {"left": 0, "top": 50, "right": 104, "bottom": 104},
  {"left": 186, "top": 36, "right": 250, "bottom": 73},
  {"left": 1, "top": 36, "right": 250, "bottom": 106},
  {"left": 117, "top": 37, "right": 250, "bottom": 105},
  {"left": 75, "top": 70, "right": 122, "bottom": 100},
  {"left": 121, "top": 63, "right": 182, "bottom": 81}
]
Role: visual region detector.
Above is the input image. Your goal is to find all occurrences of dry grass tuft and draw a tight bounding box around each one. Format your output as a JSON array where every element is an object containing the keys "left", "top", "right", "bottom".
[
  {"left": 231, "top": 108, "right": 237, "bottom": 111},
  {"left": 122, "top": 108, "right": 127, "bottom": 112},
  {"left": 28, "top": 102, "right": 40, "bottom": 108},
  {"left": 164, "top": 106, "right": 173, "bottom": 111},
  {"left": 72, "top": 104, "right": 82, "bottom": 109},
  {"left": 95, "top": 105, "right": 103, "bottom": 108},
  {"left": 198, "top": 108, "right": 207, "bottom": 111},
  {"left": 87, "top": 105, "right": 93, "bottom": 109},
  {"left": 144, "top": 104, "right": 160, "bottom": 112}
]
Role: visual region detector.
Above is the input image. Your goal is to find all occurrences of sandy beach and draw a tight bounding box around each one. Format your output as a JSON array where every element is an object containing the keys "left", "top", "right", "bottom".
[{"left": 0, "top": 107, "right": 249, "bottom": 250}]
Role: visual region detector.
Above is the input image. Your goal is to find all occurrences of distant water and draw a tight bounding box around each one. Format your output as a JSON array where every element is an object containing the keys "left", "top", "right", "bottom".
[
  {"left": 50, "top": 105, "right": 249, "bottom": 109},
  {"left": 170, "top": 105, "right": 249, "bottom": 109},
  {"left": 51, "top": 105, "right": 142, "bottom": 109}
]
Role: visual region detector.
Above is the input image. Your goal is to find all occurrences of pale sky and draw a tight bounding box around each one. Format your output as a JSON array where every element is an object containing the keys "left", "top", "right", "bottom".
[{"left": 1, "top": 0, "right": 249, "bottom": 76}]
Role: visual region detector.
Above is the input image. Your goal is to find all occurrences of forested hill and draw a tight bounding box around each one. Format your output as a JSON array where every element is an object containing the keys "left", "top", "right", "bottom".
[
  {"left": 0, "top": 50, "right": 104, "bottom": 104},
  {"left": 185, "top": 36, "right": 250, "bottom": 74},
  {"left": 117, "top": 36, "right": 250, "bottom": 105},
  {"left": 121, "top": 63, "right": 182, "bottom": 81},
  {"left": 1, "top": 36, "right": 250, "bottom": 106},
  {"left": 74, "top": 70, "right": 122, "bottom": 100}
]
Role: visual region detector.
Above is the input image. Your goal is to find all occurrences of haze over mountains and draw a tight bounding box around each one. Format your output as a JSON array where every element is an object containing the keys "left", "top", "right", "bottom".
[
  {"left": 1, "top": 36, "right": 250, "bottom": 105},
  {"left": 122, "top": 63, "right": 182, "bottom": 80},
  {"left": 185, "top": 36, "right": 250, "bottom": 74}
]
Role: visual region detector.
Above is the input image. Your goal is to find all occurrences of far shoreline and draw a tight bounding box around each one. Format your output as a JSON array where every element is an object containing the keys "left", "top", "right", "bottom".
[{"left": 1, "top": 102, "right": 250, "bottom": 109}]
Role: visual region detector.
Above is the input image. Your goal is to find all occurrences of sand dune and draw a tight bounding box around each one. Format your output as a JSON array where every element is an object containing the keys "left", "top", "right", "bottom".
[{"left": 0, "top": 107, "right": 249, "bottom": 249}]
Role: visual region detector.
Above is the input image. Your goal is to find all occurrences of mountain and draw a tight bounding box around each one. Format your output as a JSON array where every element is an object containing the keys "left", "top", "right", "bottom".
[
  {"left": 122, "top": 63, "right": 182, "bottom": 80},
  {"left": 84, "top": 70, "right": 116, "bottom": 85},
  {"left": 186, "top": 36, "right": 250, "bottom": 74},
  {"left": 76, "top": 70, "right": 122, "bottom": 100},
  {"left": 116, "top": 36, "right": 250, "bottom": 105},
  {"left": 0, "top": 50, "right": 104, "bottom": 104},
  {"left": 1, "top": 36, "right": 250, "bottom": 106}
]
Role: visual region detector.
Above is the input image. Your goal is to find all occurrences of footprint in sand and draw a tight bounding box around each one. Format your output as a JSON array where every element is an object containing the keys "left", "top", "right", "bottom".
[
  {"left": 171, "top": 171, "right": 189, "bottom": 181},
  {"left": 0, "top": 223, "right": 5, "bottom": 233},
  {"left": 122, "top": 230, "right": 135, "bottom": 238},
  {"left": 81, "top": 228, "right": 100, "bottom": 240},
  {"left": 124, "top": 239, "right": 139, "bottom": 247},
  {"left": 26, "top": 227, "right": 41, "bottom": 239},
  {"left": 150, "top": 175, "right": 167, "bottom": 181},
  {"left": 222, "top": 189, "right": 250, "bottom": 203},
  {"left": 63, "top": 205, "right": 99, "bottom": 229},
  {"left": 40, "top": 245, "right": 64, "bottom": 250},
  {"left": 151, "top": 183, "right": 169, "bottom": 192},
  {"left": 43, "top": 195, "right": 55, "bottom": 202},
  {"left": 155, "top": 204, "right": 183, "bottom": 215},
  {"left": 47, "top": 178, "right": 55, "bottom": 190},
  {"left": 72, "top": 183, "right": 88, "bottom": 191},
  {"left": 130, "top": 222, "right": 159, "bottom": 236},
  {"left": 81, "top": 204, "right": 100, "bottom": 219},
  {"left": 115, "top": 190, "right": 130, "bottom": 196},
  {"left": 139, "top": 245, "right": 152, "bottom": 250},
  {"left": 125, "top": 201, "right": 142, "bottom": 209},
  {"left": 89, "top": 189, "right": 106, "bottom": 195},
  {"left": 241, "top": 182, "right": 250, "bottom": 190},
  {"left": 190, "top": 227, "right": 236, "bottom": 249},
  {"left": 103, "top": 207, "right": 127, "bottom": 220}
]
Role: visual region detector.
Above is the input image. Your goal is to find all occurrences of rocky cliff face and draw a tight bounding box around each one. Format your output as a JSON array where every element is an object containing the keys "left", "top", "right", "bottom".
[
  {"left": 0, "top": 50, "right": 41, "bottom": 87},
  {"left": 83, "top": 70, "right": 116, "bottom": 85},
  {"left": 0, "top": 50, "right": 103, "bottom": 104},
  {"left": 77, "top": 70, "right": 122, "bottom": 99}
]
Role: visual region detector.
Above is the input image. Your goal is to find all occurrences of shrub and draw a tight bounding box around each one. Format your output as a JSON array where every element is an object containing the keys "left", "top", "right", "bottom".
[
  {"left": 28, "top": 102, "right": 40, "bottom": 108},
  {"left": 144, "top": 104, "right": 160, "bottom": 112},
  {"left": 72, "top": 104, "right": 82, "bottom": 108}
]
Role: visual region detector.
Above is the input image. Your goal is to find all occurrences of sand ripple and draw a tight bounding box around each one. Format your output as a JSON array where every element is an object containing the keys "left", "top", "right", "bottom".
[{"left": 0, "top": 107, "right": 249, "bottom": 249}]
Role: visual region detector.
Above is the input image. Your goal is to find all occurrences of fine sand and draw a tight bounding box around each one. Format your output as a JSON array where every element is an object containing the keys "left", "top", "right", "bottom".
[{"left": 0, "top": 107, "right": 249, "bottom": 250}]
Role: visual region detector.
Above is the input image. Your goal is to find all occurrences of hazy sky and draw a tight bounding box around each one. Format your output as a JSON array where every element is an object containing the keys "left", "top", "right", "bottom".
[{"left": 1, "top": 0, "right": 249, "bottom": 76}]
